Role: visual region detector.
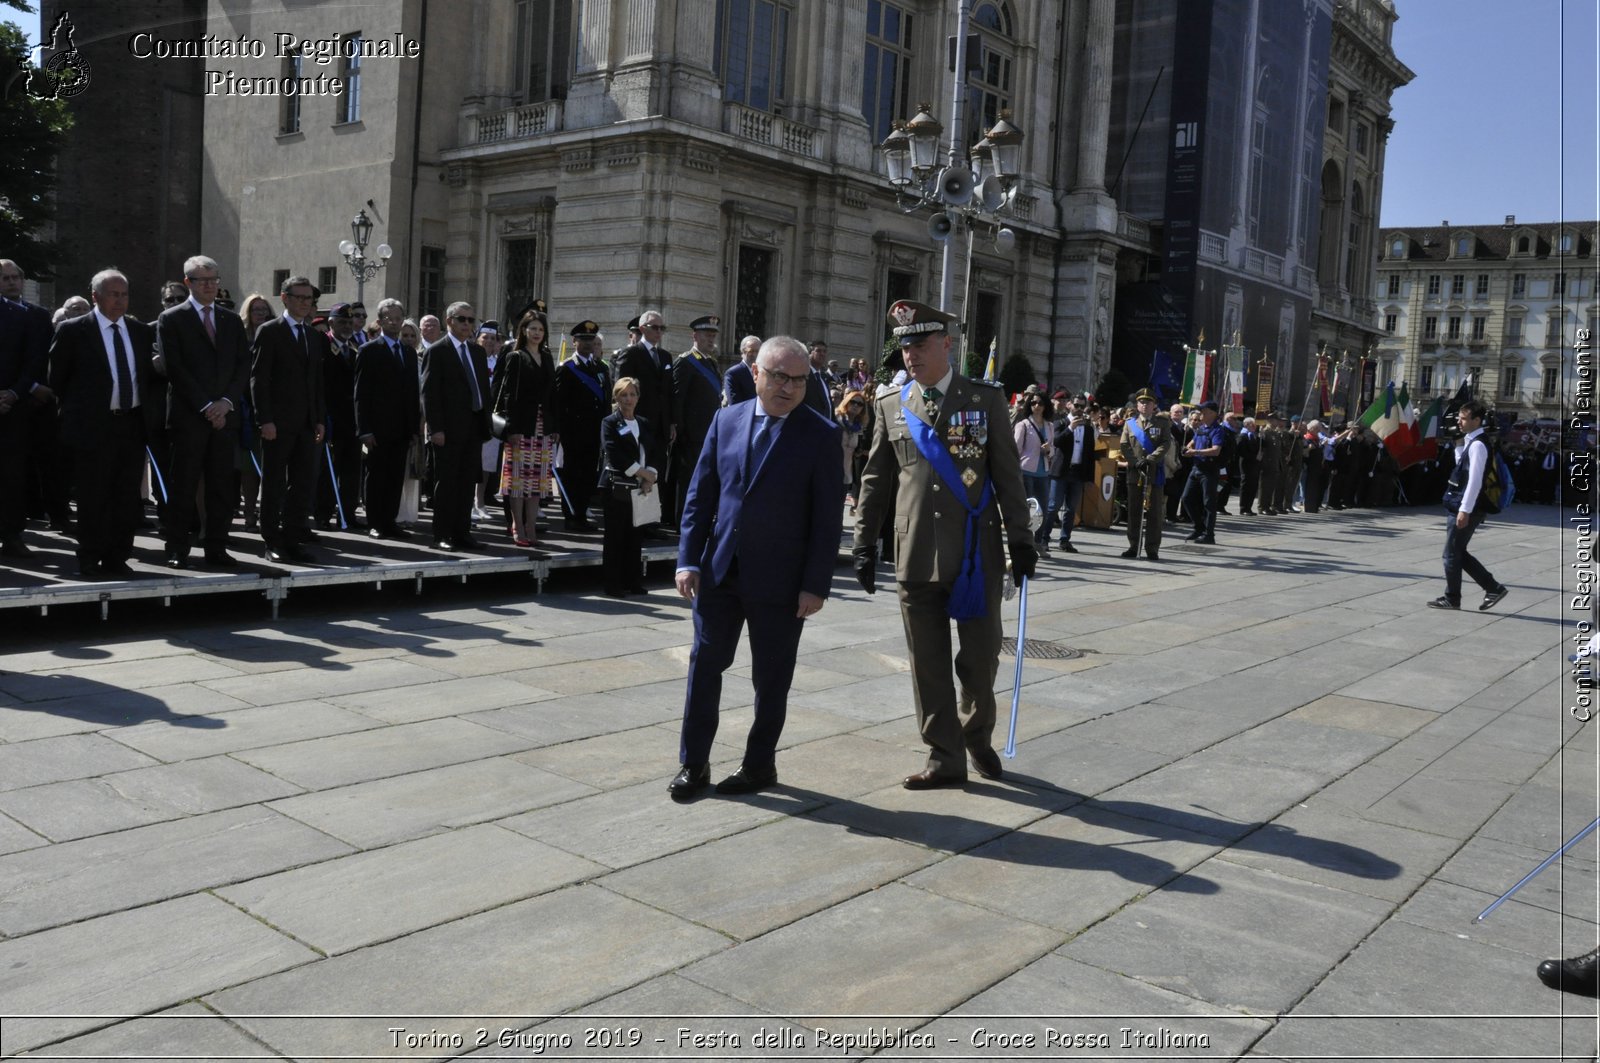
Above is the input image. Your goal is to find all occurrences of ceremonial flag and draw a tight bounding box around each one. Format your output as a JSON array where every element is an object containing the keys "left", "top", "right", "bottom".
[
  {"left": 1357, "top": 382, "right": 1406, "bottom": 455},
  {"left": 1302, "top": 356, "right": 1330, "bottom": 421},
  {"left": 1149, "top": 349, "right": 1180, "bottom": 402},
  {"left": 559, "top": 338, "right": 570, "bottom": 362},
  {"left": 983, "top": 339, "right": 997, "bottom": 382},
  {"left": 1223, "top": 344, "right": 1246, "bottom": 414},
  {"left": 1443, "top": 378, "right": 1473, "bottom": 417},
  {"left": 1395, "top": 394, "right": 1444, "bottom": 469},
  {"left": 1327, "top": 359, "right": 1351, "bottom": 420},
  {"left": 1180, "top": 347, "right": 1214, "bottom": 404},
  {"left": 1254, "top": 358, "right": 1275, "bottom": 414}
]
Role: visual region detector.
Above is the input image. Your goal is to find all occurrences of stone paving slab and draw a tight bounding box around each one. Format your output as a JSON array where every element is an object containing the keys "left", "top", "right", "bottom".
[
  {"left": 601, "top": 815, "right": 939, "bottom": 941},
  {"left": 1395, "top": 877, "right": 1598, "bottom": 957},
  {"left": 916, "top": 951, "right": 1272, "bottom": 1059},
  {"left": 0, "top": 894, "right": 316, "bottom": 1053},
  {"left": 906, "top": 803, "right": 1223, "bottom": 932},
  {"left": 327, "top": 673, "right": 561, "bottom": 724},
  {"left": 808, "top": 777, "right": 1077, "bottom": 854},
  {"left": 0, "top": 732, "right": 158, "bottom": 791},
  {"left": 0, "top": 638, "right": 195, "bottom": 675},
  {"left": 1042, "top": 701, "right": 1260, "bottom": 757},
  {"left": 1360, "top": 771, "right": 1519, "bottom": 838},
  {"left": 1060, "top": 859, "right": 1393, "bottom": 1014},
  {"left": 105, "top": 699, "right": 381, "bottom": 761},
  {"left": 0, "top": 654, "right": 246, "bottom": 703},
  {"left": 463, "top": 690, "right": 676, "bottom": 746},
  {"left": 14, "top": 1002, "right": 273, "bottom": 1060},
  {"left": 680, "top": 882, "right": 1062, "bottom": 1017},
  {"left": 1093, "top": 754, "right": 1332, "bottom": 843},
  {"left": 0, "top": 683, "right": 255, "bottom": 742},
  {"left": 1477, "top": 783, "right": 1600, "bottom": 853},
  {"left": 991, "top": 730, "right": 1173, "bottom": 797},
  {"left": 205, "top": 884, "right": 729, "bottom": 1060},
  {"left": 232, "top": 716, "right": 539, "bottom": 789},
  {"left": 499, "top": 774, "right": 818, "bottom": 869},
  {"left": 0, "top": 810, "right": 46, "bottom": 855},
  {"left": 1281, "top": 693, "right": 1439, "bottom": 738},
  {"left": 0, "top": 804, "right": 353, "bottom": 935},
  {"left": 1201, "top": 717, "right": 1397, "bottom": 776},
  {"left": 0, "top": 754, "right": 304, "bottom": 841},
  {"left": 198, "top": 657, "right": 460, "bottom": 706},
  {"left": 217, "top": 823, "right": 604, "bottom": 955},
  {"left": 510, "top": 723, "right": 692, "bottom": 791},
  {"left": 267, "top": 757, "right": 595, "bottom": 848},
  {"left": 763, "top": 732, "right": 931, "bottom": 799}
]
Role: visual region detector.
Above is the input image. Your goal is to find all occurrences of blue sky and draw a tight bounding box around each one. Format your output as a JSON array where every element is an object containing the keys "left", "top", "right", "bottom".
[
  {"left": 1381, "top": 0, "right": 1599, "bottom": 228},
  {"left": 13, "top": 0, "right": 1597, "bottom": 228}
]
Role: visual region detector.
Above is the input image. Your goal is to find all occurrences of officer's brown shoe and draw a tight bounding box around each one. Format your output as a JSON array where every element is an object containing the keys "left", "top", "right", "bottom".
[
  {"left": 969, "top": 746, "right": 1004, "bottom": 780},
  {"left": 903, "top": 768, "right": 967, "bottom": 790}
]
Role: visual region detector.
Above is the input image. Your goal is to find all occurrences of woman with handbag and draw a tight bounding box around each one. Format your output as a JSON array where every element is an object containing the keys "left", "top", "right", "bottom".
[
  {"left": 492, "top": 307, "right": 560, "bottom": 548},
  {"left": 600, "top": 377, "right": 663, "bottom": 596}
]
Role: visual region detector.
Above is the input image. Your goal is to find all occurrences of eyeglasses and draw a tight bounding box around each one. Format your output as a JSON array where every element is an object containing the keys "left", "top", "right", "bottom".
[
  {"left": 284, "top": 290, "right": 315, "bottom": 301},
  {"left": 452, "top": 315, "right": 476, "bottom": 324},
  {"left": 759, "top": 367, "right": 809, "bottom": 389},
  {"left": 641, "top": 322, "right": 664, "bottom": 331},
  {"left": 186, "top": 275, "right": 220, "bottom": 285},
  {"left": 846, "top": 401, "right": 864, "bottom": 409}
]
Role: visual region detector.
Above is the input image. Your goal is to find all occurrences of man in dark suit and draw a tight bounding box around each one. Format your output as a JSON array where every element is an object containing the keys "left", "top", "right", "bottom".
[
  {"left": 613, "top": 308, "right": 675, "bottom": 525},
  {"left": 0, "top": 263, "right": 49, "bottom": 558},
  {"left": 670, "top": 314, "right": 724, "bottom": 526},
  {"left": 422, "top": 300, "right": 492, "bottom": 550},
  {"left": 317, "top": 302, "right": 363, "bottom": 529},
  {"left": 552, "top": 320, "right": 610, "bottom": 532},
  {"left": 356, "top": 297, "right": 420, "bottom": 540},
  {"left": 722, "top": 334, "right": 760, "bottom": 407},
  {"left": 2, "top": 261, "right": 69, "bottom": 537},
  {"left": 668, "top": 336, "right": 845, "bottom": 801},
  {"left": 46, "top": 270, "right": 156, "bottom": 578},
  {"left": 155, "top": 254, "right": 251, "bottom": 568},
  {"left": 251, "top": 276, "right": 327, "bottom": 562},
  {"left": 802, "top": 339, "right": 833, "bottom": 416}
]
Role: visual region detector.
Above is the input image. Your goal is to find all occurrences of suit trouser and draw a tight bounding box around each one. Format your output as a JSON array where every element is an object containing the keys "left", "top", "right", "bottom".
[
  {"left": 260, "top": 428, "right": 320, "bottom": 546},
  {"left": 1181, "top": 467, "right": 1219, "bottom": 538},
  {"left": 1274, "top": 464, "right": 1299, "bottom": 513},
  {"left": 558, "top": 446, "right": 598, "bottom": 525},
  {"left": 1443, "top": 510, "right": 1498, "bottom": 603},
  {"left": 679, "top": 571, "right": 805, "bottom": 771},
  {"left": 72, "top": 413, "right": 145, "bottom": 565},
  {"left": 0, "top": 409, "right": 29, "bottom": 542},
  {"left": 671, "top": 437, "right": 704, "bottom": 528},
  {"left": 898, "top": 577, "right": 1004, "bottom": 775},
  {"left": 601, "top": 487, "right": 645, "bottom": 592},
  {"left": 1126, "top": 471, "right": 1164, "bottom": 554},
  {"left": 28, "top": 400, "right": 70, "bottom": 522},
  {"left": 431, "top": 438, "right": 479, "bottom": 543},
  {"left": 364, "top": 434, "right": 409, "bottom": 532},
  {"left": 166, "top": 415, "right": 238, "bottom": 555},
  {"left": 1240, "top": 460, "right": 1259, "bottom": 512}
]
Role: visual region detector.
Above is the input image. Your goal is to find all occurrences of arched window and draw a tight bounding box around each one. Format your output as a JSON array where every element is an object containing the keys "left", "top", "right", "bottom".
[{"left": 967, "top": 2, "right": 1016, "bottom": 138}]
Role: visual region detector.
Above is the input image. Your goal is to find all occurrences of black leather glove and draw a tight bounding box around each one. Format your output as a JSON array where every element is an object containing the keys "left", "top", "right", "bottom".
[
  {"left": 1010, "top": 541, "right": 1038, "bottom": 586},
  {"left": 852, "top": 544, "right": 877, "bottom": 594}
]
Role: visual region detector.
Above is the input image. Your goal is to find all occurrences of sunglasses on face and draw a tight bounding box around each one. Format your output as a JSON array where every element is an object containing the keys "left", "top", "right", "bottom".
[{"left": 452, "top": 315, "right": 476, "bottom": 324}]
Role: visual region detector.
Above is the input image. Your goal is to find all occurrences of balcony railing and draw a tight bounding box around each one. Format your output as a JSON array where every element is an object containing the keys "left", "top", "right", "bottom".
[
  {"left": 1243, "top": 247, "right": 1284, "bottom": 282},
  {"left": 724, "top": 103, "right": 821, "bottom": 159},
  {"left": 1199, "top": 230, "right": 1229, "bottom": 264},
  {"left": 472, "top": 101, "right": 564, "bottom": 144},
  {"left": 1116, "top": 213, "right": 1152, "bottom": 245}
]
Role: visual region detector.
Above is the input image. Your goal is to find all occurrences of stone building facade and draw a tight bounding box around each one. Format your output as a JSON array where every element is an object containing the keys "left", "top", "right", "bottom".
[
  {"left": 1375, "top": 220, "right": 1598, "bottom": 422},
  {"left": 1308, "top": 0, "right": 1413, "bottom": 377}
]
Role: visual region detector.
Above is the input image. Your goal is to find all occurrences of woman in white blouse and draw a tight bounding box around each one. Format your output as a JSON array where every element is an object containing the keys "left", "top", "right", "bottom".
[{"left": 599, "top": 377, "right": 663, "bottom": 597}]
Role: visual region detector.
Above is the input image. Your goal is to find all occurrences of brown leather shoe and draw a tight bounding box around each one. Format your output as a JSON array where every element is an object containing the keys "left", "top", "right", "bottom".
[
  {"left": 969, "top": 746, "right": 1004, "bottom": 780},
  {"left": 902, "top": 768, "right": 967, "bottom": 790}
]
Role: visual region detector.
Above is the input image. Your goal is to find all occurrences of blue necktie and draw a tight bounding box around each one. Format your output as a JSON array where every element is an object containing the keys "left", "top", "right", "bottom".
[{"left": 751, "top": 414, "right": 777, "bottom": 472}]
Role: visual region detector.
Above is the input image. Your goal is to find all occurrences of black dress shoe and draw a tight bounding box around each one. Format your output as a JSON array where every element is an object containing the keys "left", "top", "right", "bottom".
[
  {"left": 165, "top": 554, "right": 189, "bottom": 569},
  {"left": 76, "top": 561, "right": 103, "bottom": 580},
  {"left": 1119, "top": 547, "right": 1138, "bottom": 559},
  {"left": 368, "top": 527, "right": 384, "bottom": 539},
  {"left": 434, "top": 539, "right": 455, "bottom": 551},
  {"left": 1196, "top": 536, "right": 1216, "bottom": 545},
  {"left": 1057, "top": 542, "right": 1078, "bottom": 553},
  {"left": 1146, "top": 552, "right": 1160, "bottom": 561},
  {"left": 968, "top": 746, "right": 1004, "bottom": 780},
  {"left": 668, "top": 763, "right": 711, "bottom": 801},
  {"left": 1536, "top": 948, "right": 1599, "bottom": 997},
  {"left": 264, "top": 546, "right": 286, "bottom": 563},
  {"left": 0, "top": 538, "right": 33, "bottom": 558},
  {"left": 204, "top": 551, "right": 238, "bottom": 568},
  {"left": 902, "top": 768, "right": 967, "bottom": 790},
  {"left": 297, "top": 528, "right": 322, "bottom": 543},
  {"left": 715, "top": 766, "right": 778, "bottom": 795}
]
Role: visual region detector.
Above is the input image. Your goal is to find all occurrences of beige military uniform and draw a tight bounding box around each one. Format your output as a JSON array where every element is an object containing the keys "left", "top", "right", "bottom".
[
  {"left": 1119, "top": 413, "right": 1173, "bottom": 556},
  {"left": 854, "top": 374, "right": 1032, "bottom": 776}
]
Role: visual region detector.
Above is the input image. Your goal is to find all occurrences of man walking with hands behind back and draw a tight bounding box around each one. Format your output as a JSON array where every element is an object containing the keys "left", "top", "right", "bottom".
[
  {"left": 852, "top": 300, "right": 1036, "bottom": 790},
  {"left": 668, "top": 336, "right": 844, "bottom": 801}
]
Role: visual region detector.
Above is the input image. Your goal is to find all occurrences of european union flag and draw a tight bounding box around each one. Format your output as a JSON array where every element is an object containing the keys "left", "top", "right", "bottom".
[{"left": 1149, "top": 349, "right": 1180, "bottom": 402}]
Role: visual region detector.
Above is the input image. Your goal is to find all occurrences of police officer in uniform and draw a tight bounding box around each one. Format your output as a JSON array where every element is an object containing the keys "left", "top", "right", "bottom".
[
  {"left": 853, "top": 300, "right": 1036, "bottom": 789},
  {"left": 671, "top": 315, "right": 723, "bottom": 526},
  {"left": 1118, "top": 389, "right": 1172, "bottom": 560},
  {"left": 552, "top": 320, "right": 610, "bottom": 532}
]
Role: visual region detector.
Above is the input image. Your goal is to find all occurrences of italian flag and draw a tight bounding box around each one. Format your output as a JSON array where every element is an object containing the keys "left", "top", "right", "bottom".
[
  {"left": 1400, "top": 395, "right": 1445, "bottom": 468},
  {"left": 1180, "top": 348, "right": 1214, "bottom": 404},
  {"left": 1357, "top": 381, "right": 1404, "bottom": 447}
]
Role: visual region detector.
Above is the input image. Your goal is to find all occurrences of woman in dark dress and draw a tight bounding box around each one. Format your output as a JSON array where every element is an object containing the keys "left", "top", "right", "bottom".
[
  {"left": 492, "top": 307, "right": 560, "bottom": 547},
  {"left": 600, "top": 376, "right": 663, "bottom": 596}
]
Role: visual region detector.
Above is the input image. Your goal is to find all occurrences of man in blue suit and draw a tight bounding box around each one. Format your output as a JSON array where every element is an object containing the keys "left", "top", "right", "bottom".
[{"left": 669, "top": 336, "right": 845, "bottom": 800}]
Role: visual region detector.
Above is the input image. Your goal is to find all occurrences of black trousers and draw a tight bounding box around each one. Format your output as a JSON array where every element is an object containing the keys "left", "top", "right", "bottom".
[
  {"left": 364, "top": 434, "right": 410, "bottom": 533},
  {"left": 431, "top": 438, "right": 479, "bottom": 543},
  {"left": 559, "top": 445, "right": 599, "bottom": 525},
  {"left": 166, "top": 414, "right": 238, "bottom": 555},
  {"left": 317, "top": 437, "right": 362, "bottom": 527},
  {"left": 72, "top": 413, "right": 145, "bottom": 565},
  {"left": 0, "top": 407, "right": 29, "bottom": 541},
  {"left": 260, "top": 428, "right": 320, "bottom": 546},
  {"left": 602, "top": 486, "right": 645, "bottom": 593}
]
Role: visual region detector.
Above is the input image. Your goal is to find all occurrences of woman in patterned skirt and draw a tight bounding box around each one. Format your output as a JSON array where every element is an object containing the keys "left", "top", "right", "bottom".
[{"left": 492, "top": 306, "right": 559, "bottom": 547}]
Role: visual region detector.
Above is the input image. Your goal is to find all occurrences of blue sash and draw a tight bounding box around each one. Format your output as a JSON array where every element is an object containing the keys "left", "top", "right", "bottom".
[
  {"left": 567, "top": 360, "right": 603, "bottom": 400},
  {"left": 901, "top": 384, "right": 994, "bottom": 622},
  {"left": 684, "top": 353, "right": 720, "bottom": 393},
  {"left": 1127, "top": 419, "right": 1166, "bottom": 486}
]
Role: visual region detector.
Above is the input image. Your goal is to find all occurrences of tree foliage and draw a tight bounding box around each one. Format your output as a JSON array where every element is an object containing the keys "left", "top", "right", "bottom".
[
  {"left": 998, "top": 352, "right": 1038, "bottom": 396},
  {"left": 0, "top": 19, "right": 70, "bottom": 277}
]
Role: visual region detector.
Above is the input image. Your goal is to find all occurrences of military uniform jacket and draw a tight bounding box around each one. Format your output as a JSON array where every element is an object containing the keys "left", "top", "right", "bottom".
[
  {"left": 853, "top": 374, "right": 1031, "bottom": 585},
  {"left": 1119, "top": 414, "right": 1173, "bottom": 474},
  {"left": 1258, "top": 426, "right": 1284, "bottom": 468},
  {"left": 553, "top": 356, "right": 610, "bottom": 457}
]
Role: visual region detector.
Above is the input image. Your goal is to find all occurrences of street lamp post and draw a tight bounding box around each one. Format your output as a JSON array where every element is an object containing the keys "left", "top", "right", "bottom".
[
  {"left": 877, "top": 0, "right": 1024, "bottom": 369},
  {"left": 338, "top": 207, "right": 392, "bottom": 305}
]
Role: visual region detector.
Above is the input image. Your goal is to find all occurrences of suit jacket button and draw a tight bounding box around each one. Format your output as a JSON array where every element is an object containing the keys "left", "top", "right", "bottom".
[
  {"left": 933, "top": 512, "right": 942, "bottom": 519},
  {"left": 932, "top": 483, "right": 940, "bottom": 491}
]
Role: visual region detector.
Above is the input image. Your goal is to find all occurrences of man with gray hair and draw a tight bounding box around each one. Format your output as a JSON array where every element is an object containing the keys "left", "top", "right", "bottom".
[
  {"left": 47, "top": 270, "right": 157, "bottom": 578},
  {"left": 722, "top": 334, "right": 762, "bottom": 406},
  {"left": 156, "top": 254, "right": 251, "bottom": 568},
  {"left": 614, "top": 308, "right": 676, "bottom": 526},
  {"left": 356, "top": 297, "right": 420, "bottom": 539},
  {"left": 422, "top": 300, "right": 492, "bottom": 550}
]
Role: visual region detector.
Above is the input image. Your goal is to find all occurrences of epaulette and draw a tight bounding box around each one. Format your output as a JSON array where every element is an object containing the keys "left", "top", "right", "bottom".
[{"left": 973, "top": 379, "right": 1004, "bottom": 389}]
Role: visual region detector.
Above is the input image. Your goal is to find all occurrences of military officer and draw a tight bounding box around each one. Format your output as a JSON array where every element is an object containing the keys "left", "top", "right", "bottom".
[
  {"left": 671, "top": 314, "right": 723, "bottom": 525},
  {"left": 552, "top": 320, "right": 610, "bottom": 531},
  {"left": 1118, "top": 389, "right": 1172, "bottom": 560},
  {"left": 853, "top": 300, "right": 1036, "bottom": 790}
]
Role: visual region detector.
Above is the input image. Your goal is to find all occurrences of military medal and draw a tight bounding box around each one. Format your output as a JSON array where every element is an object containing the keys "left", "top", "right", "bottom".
[{"left": 961, "top": 468, "right": 979, "bottom": 487}]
